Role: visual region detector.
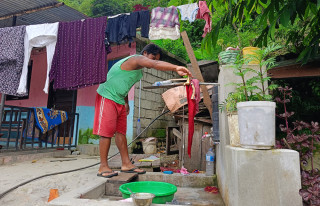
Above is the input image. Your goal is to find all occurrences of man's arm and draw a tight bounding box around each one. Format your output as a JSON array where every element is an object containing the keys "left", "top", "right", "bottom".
[{"left": 122, "top": 56, "right": 192, "bottom": 77}]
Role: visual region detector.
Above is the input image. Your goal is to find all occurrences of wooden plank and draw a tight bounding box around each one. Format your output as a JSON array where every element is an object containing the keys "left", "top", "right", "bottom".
[
  {"left": 268, "top": 63, "right": 320, "bottom": 78},
  {"left": 173, "top": 114, "right": 212, "bottom": 124},
  {"left": 172, "top": 128, "right": 182, "bottom": 140},
  {"left": 190, "top": 123, "right": 202, "bottom": 171},
  {"left": 181, "top": 31, "right": 213, "bottom": 120},
  {"left": 107, "top": 172, "right": 138, "bottom": 184}
]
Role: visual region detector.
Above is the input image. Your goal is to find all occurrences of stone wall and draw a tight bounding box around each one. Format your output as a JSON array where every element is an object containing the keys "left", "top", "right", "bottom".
[
  {"left": 132, "top": 42, "right": 186, "bottom": 143},
  {"left": 132, "top": 68, "right": 178, "bottom": 141}
]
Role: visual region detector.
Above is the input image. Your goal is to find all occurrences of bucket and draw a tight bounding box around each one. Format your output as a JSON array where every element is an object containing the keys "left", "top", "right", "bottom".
[
  {"left": 237, "top": 101, "right": 275, "bottom": 149},
  {"left": 218, "top": 50, "right": 240, "bottom": 65},
  {"left": 119, "top": 181, "right": 177, "bottom": 204},
  {"left": 227, "top": 113, "right": 240, "bottom": 147},
  {"left": 142, "top": 137, "right": 157, "bottom": 154},
  {"left": 131, "top": 193, "right": 155, "bottom": 206},
  {"left": 242, "top": 47, "right": 260, "bottom": 64}
]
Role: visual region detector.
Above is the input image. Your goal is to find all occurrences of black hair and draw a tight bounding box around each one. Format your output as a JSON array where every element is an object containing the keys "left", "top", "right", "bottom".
[{"left": 140, "top": 44, "right": 163, "bottom": 60}]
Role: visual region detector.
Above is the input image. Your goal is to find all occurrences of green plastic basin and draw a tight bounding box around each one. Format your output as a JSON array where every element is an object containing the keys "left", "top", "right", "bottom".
[{"left": 119, "top": 181, "right": 177, "bottom": 204}]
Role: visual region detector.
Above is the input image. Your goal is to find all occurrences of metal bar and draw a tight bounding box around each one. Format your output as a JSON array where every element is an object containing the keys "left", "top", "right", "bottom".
[
  {"left": 62, "top": 120, "right": 67, "bottom": 147},
  {"left": 23, "top": 110, "right": 31, "bottom": 149},
  {"left": 6, "top": 108, "right": 14, "bottom": 149},
  {"left": 51, "top": 127, "right": 55, "bottom": 148},
  {"left": 144, "top": 82, "right": 220, "bottom": 89},
  {"left": 0, "top": 95, "right": 6, "bottom": 129},
  {"left": 57, "top": 124, "right": 61, "bottom": 147},
  {"left": 15, "top": 109, "right": 22, "bottom": 150},
  {"left": 74, "top": 114, "right": 79, "bottom": 148},
  {"left": 68, "top": 116, "right": 74, "bottom": 149},
  {"left": 31, "top": 111, "right": 36, "bottom": 149},
  {"left": 45, "top": 131, "right": 48, "bottom": 149}
]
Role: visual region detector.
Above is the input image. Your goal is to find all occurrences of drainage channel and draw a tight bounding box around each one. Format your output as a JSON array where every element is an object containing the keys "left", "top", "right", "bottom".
[{"left": 49, "top": 172, "right": 225, "bottom": 206}]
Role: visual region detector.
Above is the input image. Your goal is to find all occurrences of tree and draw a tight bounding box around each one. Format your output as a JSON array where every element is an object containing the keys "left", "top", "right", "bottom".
[{"left": 202, "top": 0, "right": 320, "bottom": 63}]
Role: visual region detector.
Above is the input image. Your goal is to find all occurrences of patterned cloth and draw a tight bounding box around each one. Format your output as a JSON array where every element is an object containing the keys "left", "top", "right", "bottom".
[
  {"left": 149, "top": 6, "right": 180, "bottom": 40},
  {"left": 33, "top": 108, "right": 68, "bottom": 133},
  {"left": 177, "top": 3, "right": 199, "bottom": 23},
  {"left": 196, "top": 1, "right": 212, "bottom": 37},
  {"left": 0, "top": 25, "right": 27, "bottom": 96},
  {"left": 50, "top": 17, "right": 108, "bottom": 90},
  {"left": 25, "top": 108, "right": 67, "bottom": 144}
]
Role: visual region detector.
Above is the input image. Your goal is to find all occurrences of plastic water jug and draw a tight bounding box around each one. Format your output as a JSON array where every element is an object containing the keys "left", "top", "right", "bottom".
[{"left": 206, "top": 148, "right": 214, "bottom": 176}]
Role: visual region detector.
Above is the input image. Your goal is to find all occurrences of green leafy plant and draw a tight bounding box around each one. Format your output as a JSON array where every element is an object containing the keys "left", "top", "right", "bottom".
[
  {"left": 78, "top": 128, "right": 99, "bottom": 144},
  {"left": 220, "top": 44, "right": 281, "bottom": 112}
]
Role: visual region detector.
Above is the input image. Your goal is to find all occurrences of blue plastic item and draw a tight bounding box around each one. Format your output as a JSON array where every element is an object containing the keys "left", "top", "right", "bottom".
[{"left": 163, "top": 171, "right": 173, "bottom": 174}]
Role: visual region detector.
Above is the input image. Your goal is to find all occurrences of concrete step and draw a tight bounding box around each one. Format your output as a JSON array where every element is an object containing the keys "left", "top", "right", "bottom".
[{"left": 138, "top": 172, "right": 217, "bottom": 188}]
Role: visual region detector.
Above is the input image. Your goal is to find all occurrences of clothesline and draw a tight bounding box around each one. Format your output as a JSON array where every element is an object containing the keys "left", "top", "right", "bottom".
[{"left": 0, "top": 1, "right": 212, "bottom": 98}]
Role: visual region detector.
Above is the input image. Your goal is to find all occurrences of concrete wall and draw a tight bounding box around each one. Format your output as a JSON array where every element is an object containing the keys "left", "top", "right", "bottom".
[
  {"left": 132, "top": 68, "right": 179, "bottom": 140},
  {"left": 1, "top": 48, "right": 49, "bottom": 108},
  {"left": 217, "top": 65, "right": 302, "bottom": 206}
]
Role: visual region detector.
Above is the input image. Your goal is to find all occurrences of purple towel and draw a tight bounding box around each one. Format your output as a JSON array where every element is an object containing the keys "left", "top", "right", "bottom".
[
  {"left": 0, "top": 26, "right": 26, "bottom": 96},
  {"left": 50, "top": 17, "right": 108, "bottom": 90}
]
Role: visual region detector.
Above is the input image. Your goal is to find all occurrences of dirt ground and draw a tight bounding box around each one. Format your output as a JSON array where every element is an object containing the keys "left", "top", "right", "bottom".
[{"left": 0, "top": 155, "right": 104, "bottom": 206}]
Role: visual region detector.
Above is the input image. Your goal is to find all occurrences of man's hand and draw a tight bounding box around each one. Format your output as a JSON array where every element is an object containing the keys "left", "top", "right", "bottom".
[
  {"left": 125, "top": 102, "right": 130, "bottom": 115},
  {"left": 175, "top": 66, "right": 193, "bottom": 77}
]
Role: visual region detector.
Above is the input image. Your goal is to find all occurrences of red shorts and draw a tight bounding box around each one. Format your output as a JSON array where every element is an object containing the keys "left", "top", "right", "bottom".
[{"left": 93, "top": 94, "right": 127, "bottom": 137}]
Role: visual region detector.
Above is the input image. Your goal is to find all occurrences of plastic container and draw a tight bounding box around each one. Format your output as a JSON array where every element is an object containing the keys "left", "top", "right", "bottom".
[
  {"left": 119, "top": 181, "right": 177, "bottom": 204},
  {"left": 131, "top": 193, "right": 155, "bottom": 206},
  {"left": 152, "top": 80, "right": 172, "bottom": 86},
  {"left": 205, "top": 148, "right": 214, "bottom": 176},
  {"left": 142, "top": 137, "right": 157, "bottom": 154},
  {"left": 242, "top": 47, "right": 260, "bottom": 64},
  {"left": 218, "top": 50, "right": 240, "bottom": 65},
  {"left": 237, "top": 101, "right": 276, "bottom": 149}
]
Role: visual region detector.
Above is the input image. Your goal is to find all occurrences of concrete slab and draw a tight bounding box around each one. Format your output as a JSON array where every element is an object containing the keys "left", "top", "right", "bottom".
[
  {"left": 224, "top": 146, "right": 302, "bottom": 206},
  {"left": 49, "top": 172, "right": 224, "bottom": 206},
  {"left": 0, "top": 152, "right": 222, "bottom": 206},
  {"left": 0, "top": 149, "right": 70, "bottom": 165},
  {"left": 138, "top": 173, "right": 217, "bottom": 188}
]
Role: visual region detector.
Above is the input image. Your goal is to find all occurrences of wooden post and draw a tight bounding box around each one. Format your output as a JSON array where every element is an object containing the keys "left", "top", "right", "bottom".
[{"left": 181, "top": 31, "right": 213, "bottom": 120}]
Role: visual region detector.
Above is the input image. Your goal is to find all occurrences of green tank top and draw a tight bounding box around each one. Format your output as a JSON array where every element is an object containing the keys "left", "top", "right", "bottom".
[{"left": 97, "top": 55, "right": 143, "bottom": 105}]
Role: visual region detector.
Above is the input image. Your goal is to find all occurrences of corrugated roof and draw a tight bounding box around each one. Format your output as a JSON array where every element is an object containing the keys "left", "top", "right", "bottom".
[{"left": 0, "top": 0, "right": 87, "bottom": 28}]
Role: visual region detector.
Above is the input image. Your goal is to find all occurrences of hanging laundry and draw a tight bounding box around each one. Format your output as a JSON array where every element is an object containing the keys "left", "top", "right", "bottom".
[
  {"left": 149, "top": 6, "right": 180, "bottom": 40},
  {"left": 106, "top": 14, "right": 131, "bottom": 45},
  {"left": 0, "top": 25, "right": 26, "bottom": 96},
  {"left": 50, "top": 17, "right": 108, "bottom": 90},
  {"left": 186, "top": 79, "right": 200, "bottom": 158},
  {"left": 17, "top": 23, "right": 59, "bottom": 95},
  {"left": 177, "top": 3, "right": 199, "bottom": 23},
  {"left": 196, "top": 1, "right": 212, "bottom": 37},
  {"left": 133, "top": 4, "right": 150, "bottom": 12},
  {"left": 129, "top": 10, "right": 150, "bottom": 38}
]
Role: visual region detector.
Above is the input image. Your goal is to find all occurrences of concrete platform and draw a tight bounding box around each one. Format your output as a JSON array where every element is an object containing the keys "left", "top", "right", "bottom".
[
  {"left": 49, "top": 172, "right": 223, "bottom": 206},
  {"left": 0, "top": 149, "right": 70, "bottom": 165},
  {"left": 224, "top": 146, "right": 302, "bottom": 206}
]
